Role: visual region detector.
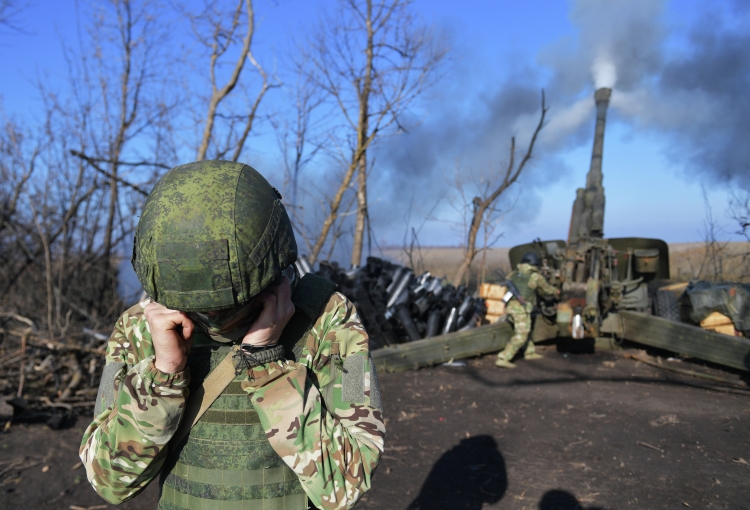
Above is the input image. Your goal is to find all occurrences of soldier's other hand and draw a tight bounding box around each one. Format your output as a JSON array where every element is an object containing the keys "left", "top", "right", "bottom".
[
  {"left": 242, "top": 276, "right": 295, "bottom": 347},
  {"left": 144, "top": 302, "right": 194, "bottom": 374}
]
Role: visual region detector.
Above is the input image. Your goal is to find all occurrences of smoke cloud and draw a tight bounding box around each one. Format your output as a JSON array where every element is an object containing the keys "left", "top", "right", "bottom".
[
  {"left": 542, "top": 0, "right": 750, "bottom": 187},
  {"left": 592, "top": 53, "right": 617, "bottom": 89},
  {"left": 342, "top": 0, "right": 750, "bottom": 249}
]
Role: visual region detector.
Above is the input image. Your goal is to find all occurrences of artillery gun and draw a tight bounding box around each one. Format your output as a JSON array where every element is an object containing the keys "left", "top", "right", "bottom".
[
  {"left": 370, "top": 87, "right": 750, "bottom": 374},
  {"left": 509, "top": 87, "right": 670, "bottom": 340},
  {"left": 368, "top": 88, "right": 750, "bottom": 372}
]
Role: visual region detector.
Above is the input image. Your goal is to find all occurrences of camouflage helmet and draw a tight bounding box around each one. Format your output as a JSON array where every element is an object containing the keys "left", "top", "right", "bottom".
[{"left": 132, "top": 160, "right": 297, "bottom": 312}]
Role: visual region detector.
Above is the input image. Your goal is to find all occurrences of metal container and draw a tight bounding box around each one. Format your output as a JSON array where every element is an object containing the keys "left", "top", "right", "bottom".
[
  {"left": 572, "top": 314, "right": 584, "bottom": 339},
  {"left": 634, "top": 248, "right": 659, "bottom": 273}
]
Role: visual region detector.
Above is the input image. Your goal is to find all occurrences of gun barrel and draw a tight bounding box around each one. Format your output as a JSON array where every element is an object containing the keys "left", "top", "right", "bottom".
[
  {"left": 568, "top": 87, "right": 611, "bottom": 243},
  {"left": 587, "top": 87, "right": 610, "bottom": 237}
]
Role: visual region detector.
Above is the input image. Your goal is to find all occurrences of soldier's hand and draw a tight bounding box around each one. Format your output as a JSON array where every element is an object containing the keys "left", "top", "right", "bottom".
[
  {"left": 242, "top": 276, "right": 295, "bottom": 347},
  {"left": 144, "top": 302, "right": 194, "bottom": 374}
]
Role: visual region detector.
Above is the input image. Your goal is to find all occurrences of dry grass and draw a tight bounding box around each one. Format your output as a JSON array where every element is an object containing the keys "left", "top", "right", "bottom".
[
  {"left": 380, "top": 247, "right": 510, "bottom": 289},
  {"left": 377, "top": 242, "right": 750, "bottom": 289},
  {"left": 668, "top": 242, "right": 750, "bottom": 282}
]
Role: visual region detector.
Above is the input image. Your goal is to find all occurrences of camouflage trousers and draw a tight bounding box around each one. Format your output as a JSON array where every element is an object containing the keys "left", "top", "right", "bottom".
[{"left": 496, "top": 300, "right": 535, "bottom": 361}]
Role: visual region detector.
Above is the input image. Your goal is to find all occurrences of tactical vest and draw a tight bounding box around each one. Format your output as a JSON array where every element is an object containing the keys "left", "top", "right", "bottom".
[
  {"left": 158, "top": 274, "right": 337, "bottom": 510},
  {"left": 509, "top": 269, "right": 536, "bottom": 303}
]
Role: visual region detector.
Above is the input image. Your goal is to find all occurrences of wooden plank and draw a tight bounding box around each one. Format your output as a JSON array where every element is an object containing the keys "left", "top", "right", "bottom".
[
  {"left": 700, "top": 312, "right": 733, "bottom": 327},
  {"left": 372, "top": 322, "right": 513, "bottom": 373},
  {"left": 619, "top": 311, "right": 750, "bottom": 372},
  {"left": 485, "top": 299, "right": 506, "bottom": 315},
  {"left": 484, "top": 313, "right": 503, "bottom": 324},
  {"left": 479, "top": 284, "right": 507, "bottom": 300}
]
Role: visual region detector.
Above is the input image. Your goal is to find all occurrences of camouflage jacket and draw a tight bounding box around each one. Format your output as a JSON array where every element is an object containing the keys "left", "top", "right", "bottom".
[
  {"left": 80, "top": 292, "right": 385, "bottom": 509},
  {"left": 512, "top": 263, "right": 558, "bottom": 311}
]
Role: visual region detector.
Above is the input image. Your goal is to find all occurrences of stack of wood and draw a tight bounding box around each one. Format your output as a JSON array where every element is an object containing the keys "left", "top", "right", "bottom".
[
  {"left": 0, "top": 312, "right": 107, "bottom": 428},
  {"left": 699, "top": 312, "right": 742, "bottom": 337},
  {"left": 479, "top": 283, "right": 507, "bottom": 324}
]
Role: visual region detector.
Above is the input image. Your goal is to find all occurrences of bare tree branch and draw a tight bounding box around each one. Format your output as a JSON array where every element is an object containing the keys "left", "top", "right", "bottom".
[
  {"left": 298, "top": 0, "right": 447, "bottom": 266},
  {"left": 69, "top": 150, "right": 151, "bottom": 196},
  {"left": 195, "top": 0, "right": 277, "bottom": 161},
  {"left": 452, "top": 90, "right": 548, "bottom": 286}
]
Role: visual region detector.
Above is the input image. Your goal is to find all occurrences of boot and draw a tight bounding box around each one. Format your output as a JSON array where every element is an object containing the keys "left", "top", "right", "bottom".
[
  {"left": 524, "top": 353, "right": 544, "bottom": 360},
  {"left": 495, "top": 358, "right": 516, "bottom": 369}
]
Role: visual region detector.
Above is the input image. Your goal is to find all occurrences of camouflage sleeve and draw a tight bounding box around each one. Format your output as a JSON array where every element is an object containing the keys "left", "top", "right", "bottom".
[
  {"left": 79, "top": 300, "right": 190, "bottom": 504},
  {"left": 243, "top": 292, "right": 385, "bottom": 510},
  {"left": 529, "top": 272, "right": 558, "bottom": 296}
]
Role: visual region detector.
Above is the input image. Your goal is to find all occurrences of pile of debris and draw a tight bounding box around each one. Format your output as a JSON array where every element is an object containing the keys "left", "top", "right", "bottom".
[
  {"left": 0, "top": 313, "right": 108, "bottom": 429},
  {"left": 0, "top": 255, "right": 492, "bottom": 427},
  {"left": 298, "top": 256, "right": 488, "bottom": 350}
]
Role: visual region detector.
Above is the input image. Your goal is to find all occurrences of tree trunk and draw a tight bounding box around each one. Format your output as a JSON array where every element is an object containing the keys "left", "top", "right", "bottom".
[
  {"left": 452, "top": 201, "right": 484, "bottom": 286},
  {"left": 351, "top": 151, "right": 368, "bottom": 267},
  {"left": 451, "top": 91, "right": 547, "bottom": 287},
  {"left": 350, "top": 0, "right": 374, "bottom": 268},
  {"left": 308, "top": 153, "right": 361, "bottom": 265}
]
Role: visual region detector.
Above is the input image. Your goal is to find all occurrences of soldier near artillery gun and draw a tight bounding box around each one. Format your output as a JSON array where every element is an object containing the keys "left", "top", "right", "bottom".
[
  {"left": 508, "top": 87, "right": 670, "bottom": 341},
  {"left": 495, "top": 252, "right": 560, "bottom": 369},
  {"left": 80, "top": 161, "right": 384, "bottom": 509}
]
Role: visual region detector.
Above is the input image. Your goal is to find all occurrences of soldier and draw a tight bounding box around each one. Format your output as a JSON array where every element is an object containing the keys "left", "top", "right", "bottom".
[
  {"left": 495, "top": 252, "right": 559, "bottom": 369},
  {"left": 80, "top": 161, "right": 384, "bottom": 509}
]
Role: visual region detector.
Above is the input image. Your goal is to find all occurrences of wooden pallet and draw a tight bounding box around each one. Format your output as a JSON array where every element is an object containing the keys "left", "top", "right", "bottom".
[{"left": 371, "top": 321, "right": 513, "bottom": 373}]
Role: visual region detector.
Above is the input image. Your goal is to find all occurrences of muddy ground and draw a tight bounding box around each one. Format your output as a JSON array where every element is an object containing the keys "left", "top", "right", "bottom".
[{"left": 1, "top": 345, "right": 749, "bottom": 510}]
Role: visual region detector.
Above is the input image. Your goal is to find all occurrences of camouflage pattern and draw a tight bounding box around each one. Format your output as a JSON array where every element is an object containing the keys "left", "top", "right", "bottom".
[
  {"left": 80, "top": 292, "right": 385, "bottom": 509},
  {"left": 132, "top": 161, "right": 297, "bottom": 312},
  {"left": 497, "top": 264, "right": 558, "bottom": 362},
  {"left": 159, "top": 345, "right": 308, "bottom": 509}
]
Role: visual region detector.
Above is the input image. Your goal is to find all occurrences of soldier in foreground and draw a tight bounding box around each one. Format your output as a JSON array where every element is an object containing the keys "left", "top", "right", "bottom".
[
  {"left": 80, "top": 161, "right": 384, "bottom": 509},
  {"left": 495, "top": 252, "right": 560, "bottom": 369}
]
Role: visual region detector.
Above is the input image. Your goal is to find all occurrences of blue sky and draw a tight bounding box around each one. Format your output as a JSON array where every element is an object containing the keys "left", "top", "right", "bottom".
[{"left": 1, "top": 0, "right": 748, "bottom": 257}]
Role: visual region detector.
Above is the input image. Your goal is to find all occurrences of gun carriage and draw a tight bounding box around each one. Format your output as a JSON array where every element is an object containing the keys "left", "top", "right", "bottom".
[{"left": 510, "top": 87, "right": 670, "bottom": 341}]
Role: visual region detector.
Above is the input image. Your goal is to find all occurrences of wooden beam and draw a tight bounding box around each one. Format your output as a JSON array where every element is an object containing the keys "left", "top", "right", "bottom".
[
  {"left": 619, "top": 311, "right": 750, "bottom": 372},
  {"left": 372, "top": 322, "right": 514, "bottom": 373}
]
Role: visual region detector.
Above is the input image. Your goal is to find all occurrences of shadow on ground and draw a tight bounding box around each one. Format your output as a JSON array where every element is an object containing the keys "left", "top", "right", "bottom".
[
  {"left": 405, "top": 435, "right": 506, "bottom": 510},
  {"left": 539, "top": 489, "right": 605, "bottom": 510}
]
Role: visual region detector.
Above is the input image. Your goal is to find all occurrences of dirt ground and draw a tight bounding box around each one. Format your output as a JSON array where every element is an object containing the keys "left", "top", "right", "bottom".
[{"left": 2, "top": 345, "right": 749, "bottom": 510}]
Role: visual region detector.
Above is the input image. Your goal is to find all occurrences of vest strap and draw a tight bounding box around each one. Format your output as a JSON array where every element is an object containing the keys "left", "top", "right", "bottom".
[{"left": 170, "top": 344, "right": 239, "bottom": 452}]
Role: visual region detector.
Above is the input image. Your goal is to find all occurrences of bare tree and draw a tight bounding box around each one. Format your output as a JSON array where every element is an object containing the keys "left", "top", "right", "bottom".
[
  {"left": 65, "top": 0, "right": 177, "bottom": 306},
  {"left": 451, "top": 91, "right": 548, "bottom": 287},
  {"left": 0, "top": 0, "right": 177, "bottom": 339},
  {"left": 730, "top": 190, "right": 750, "bottom": 242},
  {"left": 696, "top": 186, "right": 730, "bottom": 281},
  {"left": 187, "top": 0, "right": 278, "bottom": 161},
  {"left": 298, "top": 0, "right": 446, "bottom": 266},
  {"left": 729, "top": 189, "right": 750, "bottom": 281},
  {"left": 273, "top": 74, "right": 327, "bottom": 210},
  {"left": 0, "top": 0, "right": 29, "bottom": 33}
]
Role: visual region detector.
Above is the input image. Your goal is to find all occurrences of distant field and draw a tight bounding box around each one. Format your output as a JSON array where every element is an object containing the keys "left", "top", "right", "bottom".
[
  {"left": 379, "top": 247, "right": 510, "bottom": 285},
  {"left": 375, "top": 242, "right": 750, "bottom": 287}
]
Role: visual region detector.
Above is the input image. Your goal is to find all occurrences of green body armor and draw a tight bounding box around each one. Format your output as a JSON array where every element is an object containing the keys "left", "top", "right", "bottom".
[
  {"left": 158, "top": 274, "right": 336, "bottom": 510},
  {"left": 509, "top": 270, "right": 535, "bottom": 303}
]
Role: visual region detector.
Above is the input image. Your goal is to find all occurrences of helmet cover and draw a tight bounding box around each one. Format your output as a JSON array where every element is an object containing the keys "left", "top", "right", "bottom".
[{"left": 132, "top": 160, "right": 297, "bottom": 312}]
